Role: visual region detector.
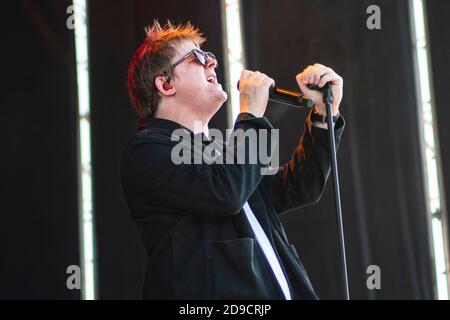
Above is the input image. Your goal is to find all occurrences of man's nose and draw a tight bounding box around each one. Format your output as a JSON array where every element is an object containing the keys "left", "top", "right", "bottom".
[{"left": 206, "top": 57, "right": 218, "bottom": 69}]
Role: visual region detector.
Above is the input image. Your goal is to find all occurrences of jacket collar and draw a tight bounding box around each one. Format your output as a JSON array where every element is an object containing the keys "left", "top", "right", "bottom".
[
  {"left": 138, "top": 116, "right": 213, "bottom": 143},
  {"left": 138, "top": 116, "right": 192, "bottom": 133}
]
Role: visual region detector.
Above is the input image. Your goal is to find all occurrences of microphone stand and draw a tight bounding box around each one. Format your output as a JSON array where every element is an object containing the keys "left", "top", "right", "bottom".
[{"left": 315, "top": 83, "right": 350, "bottom": 300}]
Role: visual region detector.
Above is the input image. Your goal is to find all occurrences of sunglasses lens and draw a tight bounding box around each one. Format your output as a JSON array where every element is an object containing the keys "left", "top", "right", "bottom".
[
  {"left": 193, "top": 50, "right": 206, "bottom": 65},
  {"left": 193, "top": 49, "right": 217, "bottom": 67}
]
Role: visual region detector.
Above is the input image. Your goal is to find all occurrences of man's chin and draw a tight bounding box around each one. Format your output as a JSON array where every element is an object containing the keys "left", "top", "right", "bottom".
[
  {"left": 211, "top": 89, "right": 227, "bottom": 104},
  {"left": 201, "top": 89, "right": 228, "bottom": 115},
  {"left": 219, "top": 90, "right": 228, "bottom": 103},
  {"left": 208, "top": 92, "right": 227, "bottom": 114}
]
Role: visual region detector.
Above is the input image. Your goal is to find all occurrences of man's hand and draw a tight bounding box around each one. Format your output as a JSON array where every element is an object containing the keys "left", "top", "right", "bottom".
[
  {"left": 296, "top": 64, "right": 343, "bottom": 117},
  {"left": 239, "top": 70, "right": 275, "bottom": 118}
]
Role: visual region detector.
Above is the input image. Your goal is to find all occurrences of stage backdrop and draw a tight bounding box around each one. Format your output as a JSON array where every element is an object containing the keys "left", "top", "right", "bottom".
[
  {"left": 241, "top": 0, "right": 434, "bottom": 299},
  {"left": 0, "top": 0, "right": 80, "bottom": 299},
  {"left": 3, "top": 0, "right": 446, "bottom": 300}
]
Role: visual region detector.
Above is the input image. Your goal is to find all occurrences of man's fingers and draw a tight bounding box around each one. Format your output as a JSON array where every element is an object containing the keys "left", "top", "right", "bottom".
[
  {"left": 262, "top": 75, "right": 275, "bottom": 89},
  {"left": 312, "top": 72, "right": 321, "bottom": 85},
  {"left": 296, "top": 72, "right": 306, "bottom": 85},
  {"left": 250, "top": 71, "right": 273, "bottom": 87},
  {"left": 304, "top": 67, "right": 314, "bottom": 83},
  {"left": 251, "top": 71, "right": 264, "bottom": 83},
  {"left": 239, "top": 70, "right": 274, "bottom": 89},
  {"left": 314, "top": 63, "right": 327, "bottom": 69},
  {"left": 297, "top": 76, "right": 316, "bottom": 96},
  {"left": 300, "top": 64, "right": 332, "bottom": 85},
  {"left": 242, "top": 70, "right": 264, "bottom": 83},
  {"left": 302, "top": 71, "right": 334, "bottom": 86},
  {"left": 297, "top": 78, "right": 308, "bottom": 93},
  {"left": 240, "top": 69, "right": 252, "bottom": 81},
  {"left": 318, "top": 73, "right": 333, "bottom": 87},
  {"left": 319, "top": 72, "right": 342, "bottom": 87}
]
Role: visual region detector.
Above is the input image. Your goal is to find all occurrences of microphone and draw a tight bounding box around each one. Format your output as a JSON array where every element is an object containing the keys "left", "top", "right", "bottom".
[{"left": 236, "top": 80, "right": 314, "bottom": 109}]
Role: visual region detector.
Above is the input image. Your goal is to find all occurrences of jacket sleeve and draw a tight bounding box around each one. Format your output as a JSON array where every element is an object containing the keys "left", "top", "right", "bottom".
[
  {"left": 260, "top": 110, "right": 345, "bottom": 215},
  {"left": 121, "top": 113, "right": 275, "bottom": 219}
]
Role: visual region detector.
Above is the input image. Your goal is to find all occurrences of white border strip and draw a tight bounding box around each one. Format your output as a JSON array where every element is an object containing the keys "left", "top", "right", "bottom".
[
  {"left": 409, "top": 0, "right": 449, "bottom": 300},
  {"left": 221, "top": 0, "right": 246, "bottom": 127},
  {"left": 73, "top": 0, "right": 96, "bottom": 300}
]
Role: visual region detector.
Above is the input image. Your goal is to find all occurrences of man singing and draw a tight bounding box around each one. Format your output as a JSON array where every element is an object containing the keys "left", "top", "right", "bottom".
[{"left": 121, "top": 21, "right": 345, "bottom": 299}]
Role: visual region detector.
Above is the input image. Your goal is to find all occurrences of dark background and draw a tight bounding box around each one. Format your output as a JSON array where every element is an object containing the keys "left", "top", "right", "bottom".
[
  {"left": 1, "top": 0, "right": 79, "bottom": 299},
  {"left": 1, "top": 0, "right": 449, "bottom": 299}
]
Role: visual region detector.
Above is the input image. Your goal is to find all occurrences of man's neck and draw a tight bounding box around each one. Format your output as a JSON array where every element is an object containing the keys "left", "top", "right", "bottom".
[{"left": 154, "top": 109, "right": 210, "bottom": 136}]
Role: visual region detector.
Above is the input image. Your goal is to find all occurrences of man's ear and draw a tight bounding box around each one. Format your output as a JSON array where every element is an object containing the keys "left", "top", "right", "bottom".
[{"left": 155, "top": 76, "right": 176, "bottom": 96}]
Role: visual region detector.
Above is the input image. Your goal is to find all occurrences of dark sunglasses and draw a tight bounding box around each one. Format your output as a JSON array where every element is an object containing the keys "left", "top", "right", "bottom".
[{"left": 172, "top": 48, "right": 217, "bottom": 69}]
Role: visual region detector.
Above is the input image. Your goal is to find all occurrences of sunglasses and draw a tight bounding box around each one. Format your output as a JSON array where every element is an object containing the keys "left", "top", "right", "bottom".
[{"left": 172, "top": 48, "right": 217, "bottom": 69}]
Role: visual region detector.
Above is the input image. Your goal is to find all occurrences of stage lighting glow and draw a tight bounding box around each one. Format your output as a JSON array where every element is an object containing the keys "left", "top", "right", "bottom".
[
  {"left": 221, "top": 0, "right": 246, "bottom": 126},
  {"left": 409, "top": 0, "right": 449, "bottom": 300},
  {"left": 73, "top": 0, "right": 96, "bottom": 300}
]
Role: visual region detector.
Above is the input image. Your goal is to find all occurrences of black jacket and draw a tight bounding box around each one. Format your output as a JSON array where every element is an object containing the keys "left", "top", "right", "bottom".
[{"left": 120, "top": 111, "right": 345, "bottom": 299}]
